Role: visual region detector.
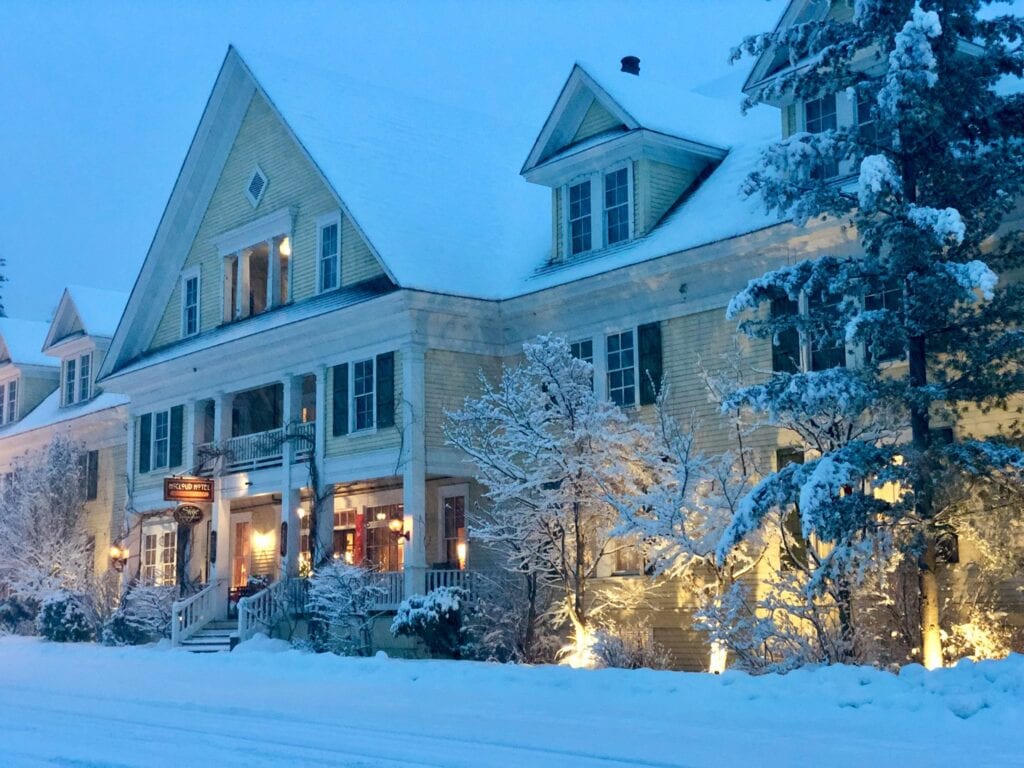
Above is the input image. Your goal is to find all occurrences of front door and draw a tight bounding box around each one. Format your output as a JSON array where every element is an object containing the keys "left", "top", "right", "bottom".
[{"left": 231, "top": 518, "right": 252, "bottom": 589}]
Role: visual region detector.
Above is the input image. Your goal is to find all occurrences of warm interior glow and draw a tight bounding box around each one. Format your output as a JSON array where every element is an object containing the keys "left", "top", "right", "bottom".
[
  {"left": 456, "top": 541, "right": 467, "bottom": 570},
  {"left": 709, "top": 642, "right": 728, "bottom": 674},
  {"left": 251, "top": 530, "right": 275, "bottom": 552},
  {"left": 278, "top": 236, "right": 292, "bottom": 257},
  {"left": 388, "top": 517, "right": 404, "bottom": 533},
  {"left": 297, "top": 507, "right": 307, "bottom": 518},
  {"left": 375, "top": 510, "right": 387, "bottom": 522}
]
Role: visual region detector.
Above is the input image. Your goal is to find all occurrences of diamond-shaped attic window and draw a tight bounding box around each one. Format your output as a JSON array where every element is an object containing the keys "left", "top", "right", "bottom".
[{"left": 246, "top": 167, "right": 267, "bottom": 207}]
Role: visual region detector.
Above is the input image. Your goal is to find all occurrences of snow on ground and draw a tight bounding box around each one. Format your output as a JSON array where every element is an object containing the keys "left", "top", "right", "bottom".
[{"left": 0, "top": 636, "right": 1021, "bottom": 768}]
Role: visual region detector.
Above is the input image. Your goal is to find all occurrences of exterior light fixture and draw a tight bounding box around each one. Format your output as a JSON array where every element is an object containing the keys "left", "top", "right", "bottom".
[
  {"left": 109, "top": 544, "right": 129, "bottom": 572},
  {"left": 388, "top": 517, "right": 410, "bottom": 542}
]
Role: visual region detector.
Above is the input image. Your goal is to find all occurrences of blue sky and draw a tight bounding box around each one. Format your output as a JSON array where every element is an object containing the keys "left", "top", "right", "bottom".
[{"left": 0, "top": 0, "right": 789, "bottom": 320}]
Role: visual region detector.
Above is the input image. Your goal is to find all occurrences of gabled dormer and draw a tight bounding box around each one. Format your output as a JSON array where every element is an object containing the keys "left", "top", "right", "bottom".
[
  {"left": 42, "top": 286, "right": 128, "bottom": 407},
  {"left": 522, "top": 61, "right": 728, "bottom": 265},
  {"left": 0, "top": 318, "right": 58, "bottom": 427}
]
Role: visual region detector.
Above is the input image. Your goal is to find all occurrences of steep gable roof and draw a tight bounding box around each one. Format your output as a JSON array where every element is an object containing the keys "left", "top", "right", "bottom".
[
  {"left": 43, "top": 285, "right": 129, "bottom": 351},
  {"left": 0, "top": 318, "right": 54, "bottom": 368}
]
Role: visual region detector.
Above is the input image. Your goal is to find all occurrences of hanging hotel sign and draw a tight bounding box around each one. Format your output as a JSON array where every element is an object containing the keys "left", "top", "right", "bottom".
[
  {"left": 164, "top": 476, "right": 214, "bottom": 503},
  {"left": 173, "top": 503, "right": 205, "bottom": 527}
]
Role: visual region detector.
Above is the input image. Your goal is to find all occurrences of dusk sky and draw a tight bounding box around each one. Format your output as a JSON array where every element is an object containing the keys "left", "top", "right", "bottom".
[{"left": 0, "top": 0, "right": 798, "bottom": 322}]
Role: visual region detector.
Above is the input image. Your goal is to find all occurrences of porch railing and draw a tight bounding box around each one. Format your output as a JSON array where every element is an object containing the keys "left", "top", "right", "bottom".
[
  {"left": 195, "top": 421, "right": 316, "bottom": 475},
  {"left": 171, "top": 583, "right": 216, "bottom": 646},
  {"left": 372, "top": 571, "right": 405, "bottom": 610},
  {"left": 236, "top": 577, "right": 310, "bottom": 643},
  {"left": 426, "top": 569, "right": 475, "bottom": 595}
]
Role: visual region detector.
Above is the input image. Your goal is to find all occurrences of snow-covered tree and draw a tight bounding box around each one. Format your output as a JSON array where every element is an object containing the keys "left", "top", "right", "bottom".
[
  {"left": 728, "top": 0, "right": 1024, "bottom": 666},
  {"left": 0, "top": 435, "right": 93, "bottom": 601},
  {"left": 307, "top": 561, "right": 388, "bottom": 655},
  {"left": 444, "top": 335, "right": 650, "bottom": 665}
]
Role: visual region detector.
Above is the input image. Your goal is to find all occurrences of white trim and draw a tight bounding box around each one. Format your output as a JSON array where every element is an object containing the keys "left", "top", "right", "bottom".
[
  {"left": 180, "top": 266, "right": 201, "bottom": 339},
  {"left": 214, "top": 207, "right": 294, "bottom": 258},
  {"left": 316, "top": 211, "right": 342, "bottom": 294}
]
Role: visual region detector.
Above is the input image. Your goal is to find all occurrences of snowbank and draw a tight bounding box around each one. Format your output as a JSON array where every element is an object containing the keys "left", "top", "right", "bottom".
[{"left": 0, "top": 636, "right": 1019, "bottom": 767}]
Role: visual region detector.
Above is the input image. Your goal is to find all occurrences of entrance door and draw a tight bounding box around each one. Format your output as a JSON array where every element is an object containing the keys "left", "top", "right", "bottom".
[{"left": 231, "top": 518, "right": 252, "bottom": 588}]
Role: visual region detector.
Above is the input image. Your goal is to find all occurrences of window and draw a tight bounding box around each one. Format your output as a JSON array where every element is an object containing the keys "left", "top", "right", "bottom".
[
  {"left": 805, "top": 94, "right": 838, "bottom": 179},
  {"left": 332, "top": 509, "right": 357, "bottom": 564},
  {"left": 365, "top": 504, "right": 403, "bottom": 572},
  {"left": 568, "top": 180, "right": 592, "bottom": 255},
  {"left": 443, "top": 494, "right": 467, "bottom": 569},
  {"left": 63, "top": 358, "right": 76, "bottom": 405},
  {"left": 864, "top": 283, "right": 904, "bottom": 363},
  {"left": 352, "top": 359, "right": 375, "bottom": 431},
  {"left": 6, "top": 380, "right": 16, "bottom": 424},
  {"left": 182, "top": 271, "right": 200, "bottom": 337},
  {"left": 78, "top": 354, "right": 91, "bottom": 402},
  {"left": 856, "top": 89, "right": 877, "bottom": 146},
  {"left": 776, "top": 449, "right": 808, "bottom": 571},
  {"left": 770, "top": 294, "right": 801, "bottom": 374},
  {"left": 152, "top": 410, "right": 170, "bottom": 470},
  {"left": 606, "top": 330, "right": 636, "bottom": 407},
  {"left": 613, "top": 536, "right": 643, "bottom": 575},
  {"left": 570, "top": 339, "right": 593, "bottom": 365},
  {"left": 808, "top": 291, "right": 847, "bottom": 371},
  {"left": 604, "top": 167, "right": 630, "bottom": 245},
  {"left": 80, "top": 450, "right": 99, "bottom": 501},
  {"left": 143, "top": 523, "right": 176, "bottom": 586},
  {"left": 318, "top": 219, "right": 340, "bottom": 293}
]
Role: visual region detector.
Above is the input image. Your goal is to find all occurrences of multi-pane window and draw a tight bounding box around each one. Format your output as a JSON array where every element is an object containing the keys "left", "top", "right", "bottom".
[
  {"left": 614, "top": 536, "right": 643, "bottom": 575},
  {"left": 606, "top": 330, "right": 636, "bottom": 407},
  {"left": 809, "top": 291, "right": 847, "bottom": 371},
  {"left": 0, "top": 385, "right": 5, "bottom": 426},
  {"left": 770, "top": 295, "right": 800, "bottom": 374},
  {"left": 604, "top": 168, "right": 630, "bottom": 245},
  {"left": 78, "top": 354, "right": 91, "bottom": 402},
  {"left": 856, "top": 90, "right": 877, "bottom": 146},
  {"left": 443, "top": 494, "right": 467, "bottom": 569},
  {"left": 365, "top": 504, "right": 403, "bottom": 572},
  {"left": 865, "top": 284, "right": 904, "bottom": 363},
  {"left": 568, "top": 180, "right": 592, "bottom": 255},
  {"left": 6, "top": 381, "right": 16, "bottom": 424},
  {"left": 143, "top": 525, "right": 176, "bottom": 586},
  {"left": 570, "top": 339, "right": 593, "bottom": 364},
  {"left": 332, "top": 509, "right": 357, "bottom": 564},
  {"left": 805, "top": 94, "right": 838, "bottom": 179},
  {"left": 63, "top": 358, "right": 76, "bottom": 405},
  {"left": 776, "top": 449, "right": 809, "bottom": 570},
  {"left": 353, "top": 359, "right": 375, "bottom": 431},
  {"left": 182, "top": 274, "right": 200, "bottom": 337},
  {"left": 152, "top": 410, "right": 170, "bottom": 470},
  {"left": 319, "top": 221, "right": 340, "bottom": 292},
  {"left": 80, "top": 450, "right": 99, "bottom": 501}
]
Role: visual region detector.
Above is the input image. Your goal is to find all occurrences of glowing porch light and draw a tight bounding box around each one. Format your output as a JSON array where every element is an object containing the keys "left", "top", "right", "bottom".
[
  {"left": 251, "top": 529, "right": 275, "bottom": 552},
  {"left": 278, "top": 236, "right": 292, "bottom": 257}
]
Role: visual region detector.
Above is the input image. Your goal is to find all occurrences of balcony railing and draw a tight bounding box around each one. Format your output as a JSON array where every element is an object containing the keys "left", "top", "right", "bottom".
[
  {"left": 196, "top": 421, "right": 316, "bottom": 475},
  {"left": 426, "top": 569, "right": 475, "bottom": 595}
]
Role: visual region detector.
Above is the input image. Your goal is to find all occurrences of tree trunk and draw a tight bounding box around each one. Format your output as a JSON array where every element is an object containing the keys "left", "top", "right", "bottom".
[{"left": 918, "top": 540, "right": 943, "bottom": 669}]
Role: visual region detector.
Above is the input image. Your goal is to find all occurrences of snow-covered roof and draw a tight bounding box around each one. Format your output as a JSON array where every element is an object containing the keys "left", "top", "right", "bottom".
[
  {"left": 65, "top": 285, "right": 129, "bottom": 338},
  {"left": 0, "top": 318, "right": 54, "bottom": 368},
  {"left": 240, "top": 47, "right": 781, "bottom": 301},
  {"left": 0, "top": 389, "right": 128, "bottom": 439}
]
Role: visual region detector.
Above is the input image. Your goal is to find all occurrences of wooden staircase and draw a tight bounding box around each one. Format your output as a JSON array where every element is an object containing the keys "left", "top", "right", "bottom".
[{"left": 178, "top": 621, "right": 236, "bottom": 653}]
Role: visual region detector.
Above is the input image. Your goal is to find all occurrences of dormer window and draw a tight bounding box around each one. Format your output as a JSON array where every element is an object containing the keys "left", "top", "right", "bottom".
[
  {"left": 568, "top": 181, "right": 592, "bottom": 255},
  {"left": 805, "top": 94, "right": 838, "bottom": 179},
  {"left": 0, "top": 378, "right": 17, "bottom": 425},
  {"left": 604, "top": 167, "right": 631, "bottom": 245},
  {"left": 62, "top": 353, "right": 93, "bottom": 406}
]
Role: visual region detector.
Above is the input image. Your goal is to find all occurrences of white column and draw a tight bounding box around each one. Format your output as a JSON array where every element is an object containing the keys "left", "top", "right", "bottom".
[
  {"left": 236, "top": 250, "right": 250, "bottom": 319},
  {"left": 121, "top": 413, "right": 137, "bottom": 595},
  {"left": 183, "top": 399, "right": 196, "bottom": 474},
  {"left": 280, "top": 374, "right": 301, "bottom": 578},
  {"left": 314, "top": 365, "right": 332, "bottom": 561},
  {"left": 267, "top": 238, "right": 280, "bottom": 308},
  {"left": 402, "top": 344, "right": 427, "bottom": 598},
  {"left": 210, "top": 392, "right": 232, "bottom": 615}
]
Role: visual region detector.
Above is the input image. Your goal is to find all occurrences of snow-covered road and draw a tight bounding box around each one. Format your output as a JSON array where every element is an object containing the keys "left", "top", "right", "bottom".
[{"left": 0, "top": 636, "right": 1021, "bottom": 767}]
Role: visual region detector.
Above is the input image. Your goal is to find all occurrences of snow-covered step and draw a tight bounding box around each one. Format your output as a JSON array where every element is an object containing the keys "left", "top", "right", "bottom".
[{"left": 178, "top": 622, "right": 237, "bottom": 653}]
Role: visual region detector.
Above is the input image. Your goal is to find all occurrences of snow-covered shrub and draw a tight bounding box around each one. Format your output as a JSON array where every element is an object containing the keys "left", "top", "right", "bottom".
[
  {"left": 307, "top": 562, "right": 387, "bottom": 655},
  {"left": 0, "top": 595, "right": 40, "bottom": 635},
  {"left": 592, "top": 625, "right": 672, "bottom": 670},
  {"left": 461, "top": 573, "right": 561, "bottom": 664},
  {"left": 391, "top": 586, "right": 469, "bottom": 659},
  {"left": 36, "top": 590, "right": 96, "bottom": 642},
  {"left": 101, "top": 585, "right": 175, "bottom": 646}
]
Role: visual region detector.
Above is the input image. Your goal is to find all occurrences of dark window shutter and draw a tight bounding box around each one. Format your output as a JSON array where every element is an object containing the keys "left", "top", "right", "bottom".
[
  {"left": 332, "top": 363, "right": 349, "bottom": 436},
  {"left": 638, "top": 322, "right": 663, "bottom": 405},
  {"left": 376, "top": 352, "right": 395, "bottom": 428},
  {"left": 169, "top": 405, "right": 184, "bottom": 468},
  {"left": 86, "top": 450, "right": 99, "bottom": 501},
  {"left": 138, "top": 414, "right": 152, "bottom": 474},
  {"left": 770, "top": 296, "right": 801, "bottom": 373}
]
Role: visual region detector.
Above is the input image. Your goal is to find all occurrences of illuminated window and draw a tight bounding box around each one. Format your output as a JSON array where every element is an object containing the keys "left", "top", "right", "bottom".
[
  {"left": 365, "top": 504, "right": 403, "bottom": 572},
  {"left": 443, "top": 494, "right": 467, "bottom": 569},
  {"left": 142, "top": 522, "right": 176, "bottom": 586}
]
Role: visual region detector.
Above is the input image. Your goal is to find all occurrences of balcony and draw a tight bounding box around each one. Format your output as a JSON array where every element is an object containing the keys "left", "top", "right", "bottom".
[{"left": 196, "top": 421, "right": 315, "bottom": 475}]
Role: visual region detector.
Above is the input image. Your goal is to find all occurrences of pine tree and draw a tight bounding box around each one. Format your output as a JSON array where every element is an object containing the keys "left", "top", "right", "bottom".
[{"left": 724, "top": 1, "right": 1024, "bottom": 666}]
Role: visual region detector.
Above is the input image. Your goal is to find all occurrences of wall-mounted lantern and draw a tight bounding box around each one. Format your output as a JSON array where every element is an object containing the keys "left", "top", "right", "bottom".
[
  {"left": 388, "top": 517, "right": 410, "bottom": 543},
  {"left": 109, "top": 544, "right": 129, "bottom": 572}
]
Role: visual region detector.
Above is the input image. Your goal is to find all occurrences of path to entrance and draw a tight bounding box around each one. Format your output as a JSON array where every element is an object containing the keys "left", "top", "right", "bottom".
[{"left": 0, "top": 636, "right": 1019, "bottom": 767}]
